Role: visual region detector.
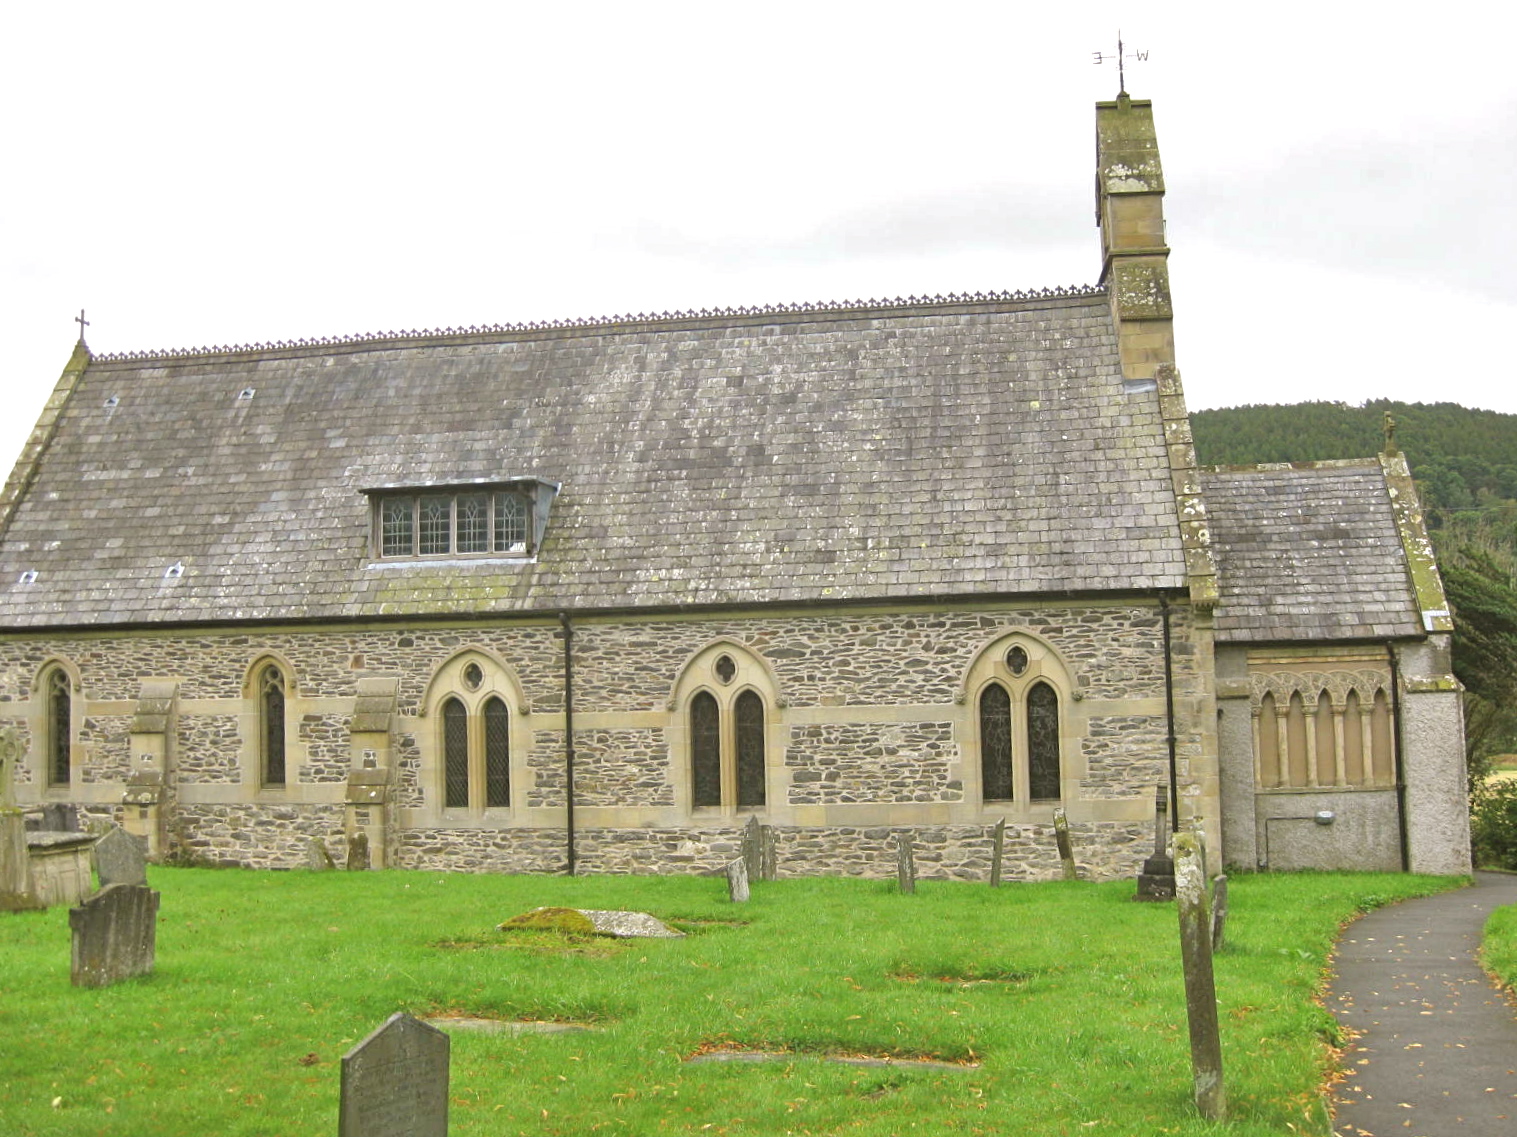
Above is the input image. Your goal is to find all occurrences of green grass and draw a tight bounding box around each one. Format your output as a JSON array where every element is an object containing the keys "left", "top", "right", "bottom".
[
  {"left": 0, "top": 869, "right": 1462, "bottom": 1136},
  {"left": 1484, "top": 888, "right": 1517, "bottom": 994}
]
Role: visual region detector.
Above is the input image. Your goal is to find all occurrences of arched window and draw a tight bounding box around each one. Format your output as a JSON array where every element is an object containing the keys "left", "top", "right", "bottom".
[
  {"left": 258, "top": 664, "right": 287, "bottom": 787},
  {"left": 45, "top": 667, "right": 71, "bottom": 786},
  {"left": 675, "top": 646, "right": 776, "bottom": 812},
  {"left": 425, "top": 652, "right": 521, "bottom": 814},
  {"left": 968, "top": 635, "right": 1070, "bottom": 804}
]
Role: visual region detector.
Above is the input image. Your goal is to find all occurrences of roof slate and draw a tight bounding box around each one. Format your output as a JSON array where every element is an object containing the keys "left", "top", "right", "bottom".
[
  {"left": 1201, "top": 462, "right": 1421, "bottom": 642},
  {"left": 0, "top": 293, "right": 1189, "bottom": 628}
]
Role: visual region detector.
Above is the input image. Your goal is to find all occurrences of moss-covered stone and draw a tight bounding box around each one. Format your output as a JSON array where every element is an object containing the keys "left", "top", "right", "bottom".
[{"left": 497, "top": 906, "right": 598, "bottom": 935}]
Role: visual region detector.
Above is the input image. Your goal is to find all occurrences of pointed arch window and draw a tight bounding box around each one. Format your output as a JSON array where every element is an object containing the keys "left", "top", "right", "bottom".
[
  {"left": 258, "top": 664, "right": 287, "bottom": 787},
  {"left": 441, "top": 692, "right": 512, "bottom": 811},
  {"left": 689, "top": 687, "right": 766, "bottom": 809},
  {"left": 45, "top": 668, "right": 71, "bottom": 787},
  {"left": 972, "top": 638, "right": 1067, "bottom": 804}
]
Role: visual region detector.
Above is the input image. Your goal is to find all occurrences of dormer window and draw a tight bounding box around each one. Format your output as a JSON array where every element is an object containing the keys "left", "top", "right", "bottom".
[{"left": 366, "top": 479, "right": 558, "bottom": 562}]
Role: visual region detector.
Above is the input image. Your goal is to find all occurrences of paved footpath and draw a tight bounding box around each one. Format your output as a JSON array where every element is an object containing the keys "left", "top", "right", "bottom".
[{"left": 1328, "top": 871, "right": 1517, "bottom": 1136}]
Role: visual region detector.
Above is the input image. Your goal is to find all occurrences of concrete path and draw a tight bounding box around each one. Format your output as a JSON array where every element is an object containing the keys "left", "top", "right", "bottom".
[{"left": 1328, "top": 871, "right": 1517, "bottom": 1136}]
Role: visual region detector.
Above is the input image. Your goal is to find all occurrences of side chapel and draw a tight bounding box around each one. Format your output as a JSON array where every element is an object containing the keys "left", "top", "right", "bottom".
[{"left": 0, "top": 96, "right": 1471, "bottom": 879}]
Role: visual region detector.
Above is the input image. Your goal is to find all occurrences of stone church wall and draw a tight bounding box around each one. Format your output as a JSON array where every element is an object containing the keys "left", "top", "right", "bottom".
[{"left": 0, "top": 598, "right": 1207, "bottom": 881}]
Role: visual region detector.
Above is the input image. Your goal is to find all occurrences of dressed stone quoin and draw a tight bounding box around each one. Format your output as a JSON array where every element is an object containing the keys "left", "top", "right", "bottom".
[{"left": 0, "top": 95, "right": 1470, "bottom": 879}]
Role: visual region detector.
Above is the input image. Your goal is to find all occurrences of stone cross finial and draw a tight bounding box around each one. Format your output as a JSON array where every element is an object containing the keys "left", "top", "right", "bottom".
[
  {"left": 75, "top": 309, "right": 90, "bottom": 345},
  {"left": 1383, "top": 411, "right": 1399, "bottom": 456}
]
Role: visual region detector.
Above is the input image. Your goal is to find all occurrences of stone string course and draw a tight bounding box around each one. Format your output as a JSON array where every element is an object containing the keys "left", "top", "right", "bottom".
[{"left": 0, "top": 602, "right": 1200, "bottom": 881}]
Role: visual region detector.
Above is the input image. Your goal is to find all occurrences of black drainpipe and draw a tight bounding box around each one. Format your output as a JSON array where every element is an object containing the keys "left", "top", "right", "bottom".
[
  {"left": 1387, "top": 643, "right": 1410, "bottom": 872},
  {"left": 560, "top": 611, "right": 577, "bottom": 876},
  {"left": 1160, "top": 594, "right": 1179, "bottom": 832}
]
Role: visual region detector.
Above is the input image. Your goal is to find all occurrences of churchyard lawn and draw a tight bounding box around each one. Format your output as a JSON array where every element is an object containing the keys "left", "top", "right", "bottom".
[{"left": 0, "top": 867, "right": 1462, "bottom": 1136}]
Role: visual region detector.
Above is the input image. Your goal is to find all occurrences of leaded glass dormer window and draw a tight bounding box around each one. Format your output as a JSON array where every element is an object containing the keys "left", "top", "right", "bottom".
[{"left": 368, "top": 480, "right": 556, "bottom": 561}]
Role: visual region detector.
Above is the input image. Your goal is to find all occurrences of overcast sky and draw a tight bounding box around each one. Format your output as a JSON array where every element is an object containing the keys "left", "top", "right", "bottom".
[{"left": 3, "top": 3, "right": 1513, "bottom": 474}]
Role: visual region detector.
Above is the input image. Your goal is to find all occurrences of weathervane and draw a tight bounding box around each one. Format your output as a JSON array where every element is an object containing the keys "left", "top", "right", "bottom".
[{"left": 1093, "top": 32, "right": 1148, "bottom": 96}]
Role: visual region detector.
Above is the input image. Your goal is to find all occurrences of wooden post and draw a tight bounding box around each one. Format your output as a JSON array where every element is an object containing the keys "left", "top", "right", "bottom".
[
  {"left": 990, "top": 817, "right": 1006, "bottom": 888},
  {"left": 1175, "top": 831, "right": 1225, "bottom": 1120},
  {"left": 1053, "top": 807, "right": 1078, "bottom": 880},
  {"left": 896, "top": 832, "right": 915, "bottom": 894}
]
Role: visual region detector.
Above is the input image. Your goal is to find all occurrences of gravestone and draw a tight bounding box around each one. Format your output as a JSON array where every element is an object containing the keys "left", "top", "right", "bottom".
[
  {"left": 989, "top": 817, "right": 1006, "bottom": 888},
  {"left": 347, "top": 831, "right": 370, "bottom": 872},
  {"left": 896, "top": 832, "right": 915, "bottom": 894},
  {"left": 1210, "top": 874, "right": 1229, "bottom": 952},
  {"left": 1175, "top": 832, "right": 1226, "bottom": 1120},
  {"left": 41, "top": 803, "right": 80, "bottom": 832},
  {"left": 340, "top": 1012, "right": 449, "bottom": 1137},
  {"left": 93, "top": 826, "right": 148, "bottom": 888},
  {"left": 1135, "top": 785, "right": 1176, "bottom": 901},
  {"left": 1053, "top": 807, "right": 1078, "bottom": 881},
  {"left": 759, "top": 824, "right": 777, "bottom": 882},
  {"left": 726, "top": 857, "right": 749, "bottom": 903},
  {"left": 0, "top": 727, "right": 40, "bottom": 910},
  {"left": 69, "top": 883, "right": 160, "bottom": 987},
  {"left": 741, "top": 815, "right": 761, "bottom": 881},
  {"left": 307, "top": 837, "right": 337, "bottom": 871}
]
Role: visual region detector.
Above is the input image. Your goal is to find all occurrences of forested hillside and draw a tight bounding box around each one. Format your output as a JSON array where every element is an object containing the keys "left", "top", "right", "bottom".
[{"left": 1192, "top": 401, "right": 1517, "bottom": 778}]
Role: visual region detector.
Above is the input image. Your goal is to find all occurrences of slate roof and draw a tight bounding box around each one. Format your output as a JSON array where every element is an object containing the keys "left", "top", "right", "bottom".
[
  {"left": 0, "top": 290, "right": 1191, "bottom": 628},
  {"left": 1202, "top": 461, "right": 1422, "bottom": 642}
]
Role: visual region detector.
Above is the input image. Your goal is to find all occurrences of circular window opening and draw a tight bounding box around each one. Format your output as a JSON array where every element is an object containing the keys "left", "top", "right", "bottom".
[
  {"left": 462, "top": 662, "right": 484, "bottom": 691},
  {"left": 715, "top": 654, "right": 737, "bottom": 685},
  {"left": 1005, "top": 645, "right": 1029, "bottom": 676}
]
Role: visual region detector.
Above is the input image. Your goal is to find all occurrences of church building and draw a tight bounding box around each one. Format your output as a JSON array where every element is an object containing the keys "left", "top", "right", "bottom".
[{"left": 0, "top": 95, "right": 1471, "bottom": 879}]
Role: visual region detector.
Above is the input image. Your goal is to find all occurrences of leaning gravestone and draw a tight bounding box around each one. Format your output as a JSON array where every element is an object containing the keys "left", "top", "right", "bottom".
[
  {"left": 307, "top": 837, "right": 337, "bottom": 871},
  {"left": 69, "top": 883, "right": 160, "bottom": 988},
  {"left": 93, "top": 826, "right": 148, "bottom": 888},
  {"left": 741, "top": 815, "right": 762, "bottom": 881},
  {"left": 340, "top": 1012, "right": 449, "bottom": 1137}
]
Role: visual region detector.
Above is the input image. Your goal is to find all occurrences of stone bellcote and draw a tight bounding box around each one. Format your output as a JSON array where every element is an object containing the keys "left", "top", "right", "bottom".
[{"left": 1096, "top": 94, "right": 1174, "bottom": 384}]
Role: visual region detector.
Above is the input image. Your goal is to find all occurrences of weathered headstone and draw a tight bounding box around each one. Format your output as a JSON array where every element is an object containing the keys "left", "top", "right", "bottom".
[
  {"left": 758, "top": 823, "right": 777, "bottom": 882},
  {"left": 896, "top": 831, "right": 915, "bottom": 894},
  {"left": 340, "top": 1012, "right": 449, "bottom": 1137},
  {"left": 989, "top": 816, "right": 1006, "bottom": 888},
  {"left": 1175, "top": 831, "right": 1226, "bottom": 1121},
  {"left": 741, "top": 815, "right": 761, "bottom": 882},
  {"left": 69, "top": 882, "right": 160, "bottom": 988},
  {"left": 307, "top": 837, "right": 337, "bottom": 871},
  {"left": 0, "top": 727, "right": 39, "bottom": 910},
  {"left": 1135, "top": 785, "right": 1176, "bottom": 901},
  {"left": 347, "top": 831, "right": 370, "bottom": 872},
  {"left": 726, "top": 857, "right": 750, "bottom": 903},
  {"left": 1210, "top": 874, "right": 1229, "bottom": 952},
  {"left": 93, "top": 826, "right": 148, "bottom": 889},
  {"left": 1053, "top": 807, "right": 1078, "bottom": 881}
]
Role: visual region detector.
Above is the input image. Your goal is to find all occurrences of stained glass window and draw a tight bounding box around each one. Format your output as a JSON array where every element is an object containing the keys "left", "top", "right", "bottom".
[
  {"left": 484, "top": 697, "right": 510, "bottom": 807},
  {"left": 735, "top": 690, "right": 766, "bottom": 807},
  {"left": 260, "top": 665, "right": 286, "bottom": 787},
  {"left": 691, "top": 691, "right": 722, "bottom": 807},
  {"left": 443, "top": 698, "right": 469, "bottom": 808},
  {"left": 1027, "top": 683, "right": 1060, "bottom": 800},
  {"left": 47, "top": 669, "right": 70, "bottom": 786},
  {"left": 979, "top": 682, "right": 1013, "bottom": 800}
]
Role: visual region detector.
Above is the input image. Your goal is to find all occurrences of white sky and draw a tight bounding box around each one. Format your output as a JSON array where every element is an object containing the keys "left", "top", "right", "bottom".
[{"left": 3, "top": 3, "right": 1514, "bottom": 474}]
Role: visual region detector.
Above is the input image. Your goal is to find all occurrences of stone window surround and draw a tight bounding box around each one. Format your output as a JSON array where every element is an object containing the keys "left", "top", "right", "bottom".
[
  {"left": 961, "top": 631, "right": 1080, "bottom": 810},
  {"left": 33, "top": 658, "right": 80, "bottom": 790},
  {"left": 667, "top": 640, "right": 782, "bottom": 817},
  {"left": 417, "top": 649, "right": 531, "bottom": 820},
  {"left": 240, "top": 653, "right": 304, "bottom": 797}
]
